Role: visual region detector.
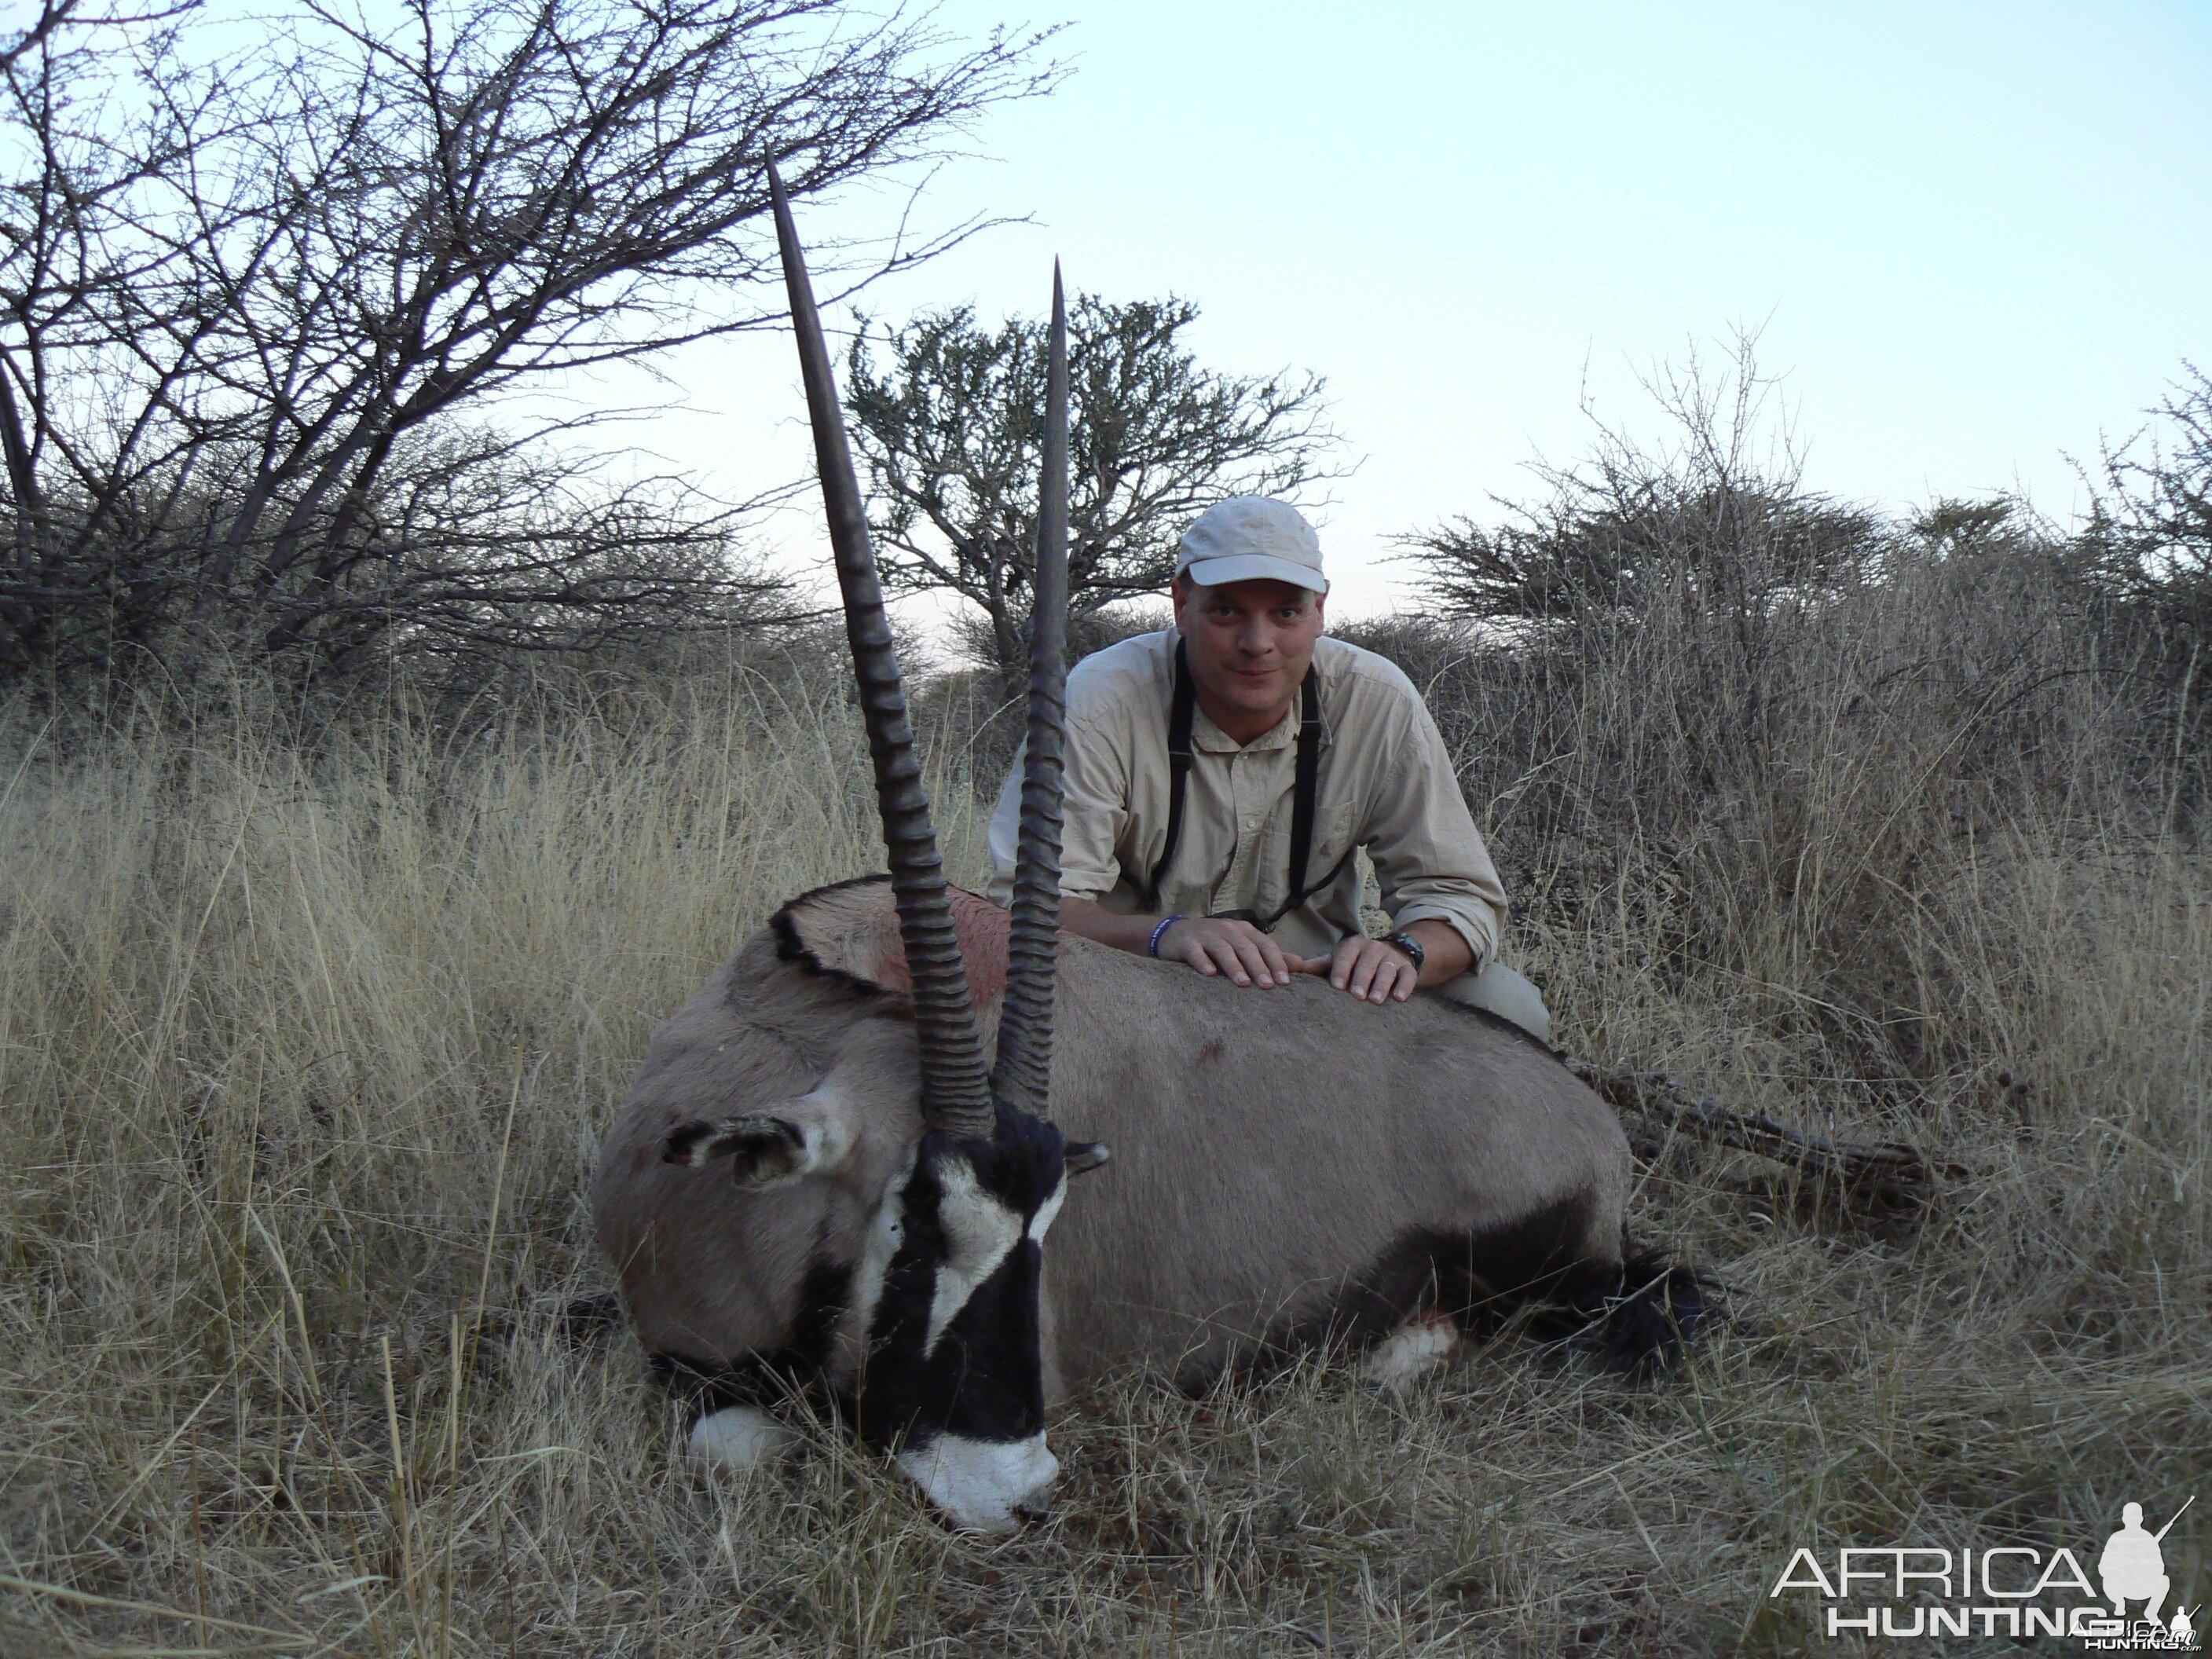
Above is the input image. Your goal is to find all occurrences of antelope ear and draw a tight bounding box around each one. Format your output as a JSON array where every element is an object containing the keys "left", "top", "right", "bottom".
[
  {"left": 774, "top": 878, "right": 1011, "bottom": 1005},
  {"left": 1064, "top": 1141, "right": 1111, "bottom": 1177},
  {"left": 662, "top": 1119, "right": 724, "bottom": 1164},
  {"left": 664, "top": 1113, "right": 828, "bottom": 1188}
]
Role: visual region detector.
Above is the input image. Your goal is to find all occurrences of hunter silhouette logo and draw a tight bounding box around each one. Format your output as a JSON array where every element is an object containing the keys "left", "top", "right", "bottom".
[
  {"left": 1770, "top": 1496, "right": 2200, "bottom": 1648},
  {"left": 2100, "top": 1500, "right": 2189, "bottom": 1631}
]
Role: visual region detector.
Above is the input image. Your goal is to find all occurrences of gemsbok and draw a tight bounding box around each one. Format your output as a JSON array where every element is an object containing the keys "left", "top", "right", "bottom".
[{"left": 591, "top": 165, "right": 1708, "bottom": 1532}]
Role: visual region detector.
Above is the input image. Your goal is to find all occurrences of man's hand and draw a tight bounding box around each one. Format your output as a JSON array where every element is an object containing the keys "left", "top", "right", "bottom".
[
  {"left": 1320, "top": 933, "right": 1419, "bottom": 1003},
  {"left": 1057, "top": 899, "right": 1469, "bottom": 1002},
  {"left": 1153, "top": 916, "right": 1307, "bottom": 988},
  {"left": 1060, "top": 898, "right": 1311, "bottom": 987}
]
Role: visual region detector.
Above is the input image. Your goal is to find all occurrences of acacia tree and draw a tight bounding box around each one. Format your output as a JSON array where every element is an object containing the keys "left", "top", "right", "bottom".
[
  {"left": 2088, "top": 365, "right": 2212, "bottom": 633},
  {"left": 0, "top": 0, "right": 1053, "bottom": 683},
  {"left": 842, "top": 295, "right": 1339, "bottom": 681},
  {"left": 1397, "top": 342, "right": 1891, "bottom": 817},
  {"left": 1401, "top": 342, "right": 1879, "bottom": 628},
  {"left": 2078, "top": 364, "right": 2212, "bottom": 756}
]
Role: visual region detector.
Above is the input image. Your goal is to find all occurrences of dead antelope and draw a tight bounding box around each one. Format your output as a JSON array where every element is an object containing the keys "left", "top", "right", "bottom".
[{"left": 591, "top": 168, "right": 1708, "bottom": 1531}]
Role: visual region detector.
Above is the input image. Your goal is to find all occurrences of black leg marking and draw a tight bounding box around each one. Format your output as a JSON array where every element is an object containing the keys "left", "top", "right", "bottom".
[
  {"left": 1448, "top": 1192, "right": 1605, "bottom": 1331},
  {"left": 1573, "top": 1250, "right": 1721, "bottom": 1379},
  {"left": 648, "top": 1256, "right": 854, "bottom": 1427},
  {"left": 1278, "top": 1194, "right": 1716, "bottom": 1379},
  {"left": 1255, "top": 1194, "right": 1599, "bottom": 1369}
]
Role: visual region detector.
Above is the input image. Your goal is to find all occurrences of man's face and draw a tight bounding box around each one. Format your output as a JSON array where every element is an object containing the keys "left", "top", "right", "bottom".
[{"left": 1172, "top": 576, "right": 1326, "bottom": 732}]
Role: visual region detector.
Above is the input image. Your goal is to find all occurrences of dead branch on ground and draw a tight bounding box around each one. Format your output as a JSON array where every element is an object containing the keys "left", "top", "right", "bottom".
[{"left": 1576, "top": 1064, "right": 1967, "bottom": 1224}]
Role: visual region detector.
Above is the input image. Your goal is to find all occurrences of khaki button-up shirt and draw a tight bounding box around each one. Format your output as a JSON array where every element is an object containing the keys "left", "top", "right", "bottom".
[{"left": 987, "top": 629, "right": 1506, "bottom": 966}]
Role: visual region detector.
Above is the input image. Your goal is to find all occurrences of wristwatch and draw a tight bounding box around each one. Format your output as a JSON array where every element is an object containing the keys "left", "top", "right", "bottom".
[{"left": 1383, "top": 929, "right": 1426, "bottom": 973}]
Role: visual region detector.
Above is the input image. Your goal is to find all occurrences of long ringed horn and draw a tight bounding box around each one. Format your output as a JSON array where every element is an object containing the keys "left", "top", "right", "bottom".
[
  {"left": 990, "top": 265, "right": 1070, "bottom": 1115},
  {"left": 766, "top": 161, "right": 994, "bottom": 1141}
]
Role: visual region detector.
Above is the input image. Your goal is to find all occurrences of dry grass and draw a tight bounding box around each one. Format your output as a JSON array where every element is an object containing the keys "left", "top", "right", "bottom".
[{"left": 1, "top": 608, "right": 2207, "bottom": 1656}]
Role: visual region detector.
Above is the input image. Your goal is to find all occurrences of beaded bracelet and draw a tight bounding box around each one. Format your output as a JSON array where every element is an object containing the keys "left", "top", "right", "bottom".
[{"left": 1147, "top": 914, "right": 1185, "bottom": 958}]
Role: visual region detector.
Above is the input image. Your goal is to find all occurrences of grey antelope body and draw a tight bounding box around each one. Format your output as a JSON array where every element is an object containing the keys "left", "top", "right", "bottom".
[
  {"left": 595, "top": 876, "right": 1643, "bottom": 1391},
  {"left": 592, "top": 168, "right": 1697, "bottom": 1532}
]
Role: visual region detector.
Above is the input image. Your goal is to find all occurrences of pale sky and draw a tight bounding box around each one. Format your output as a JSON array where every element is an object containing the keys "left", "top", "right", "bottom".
[{"left": 590, "top": 2, "right": 2212, "bottom": 628}]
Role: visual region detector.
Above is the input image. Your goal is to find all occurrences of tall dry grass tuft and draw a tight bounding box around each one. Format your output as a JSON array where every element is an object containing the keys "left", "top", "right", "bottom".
[{"left": 2, "top": 558, "right": 2207, "bottom": 1654}]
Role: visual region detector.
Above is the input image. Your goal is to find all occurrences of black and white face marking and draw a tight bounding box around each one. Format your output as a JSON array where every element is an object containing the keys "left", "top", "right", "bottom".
[{"left": 840, "top": 1106, "right": 1101, "bottom": 1533}]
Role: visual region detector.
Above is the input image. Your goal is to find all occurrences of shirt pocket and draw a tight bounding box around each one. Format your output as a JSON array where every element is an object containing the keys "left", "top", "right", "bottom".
[{"left": 1299, "top": 799, "right": 1360, "bottom": 892}]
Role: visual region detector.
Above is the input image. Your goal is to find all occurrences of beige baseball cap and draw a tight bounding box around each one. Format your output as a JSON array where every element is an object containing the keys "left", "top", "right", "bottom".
[{"left": 1172, "top": 497, "right": 1328, "bottom": 595}]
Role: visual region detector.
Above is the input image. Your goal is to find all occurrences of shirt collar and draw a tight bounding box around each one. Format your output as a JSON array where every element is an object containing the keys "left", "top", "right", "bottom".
[{"left": 1187, "top": 671, "right": 1330, "bottom": 756}]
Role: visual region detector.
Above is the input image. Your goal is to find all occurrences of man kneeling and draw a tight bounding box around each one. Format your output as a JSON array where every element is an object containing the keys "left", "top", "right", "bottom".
[{"left": 989, "top": 496, "right": 1549, "bottom": 1041}]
